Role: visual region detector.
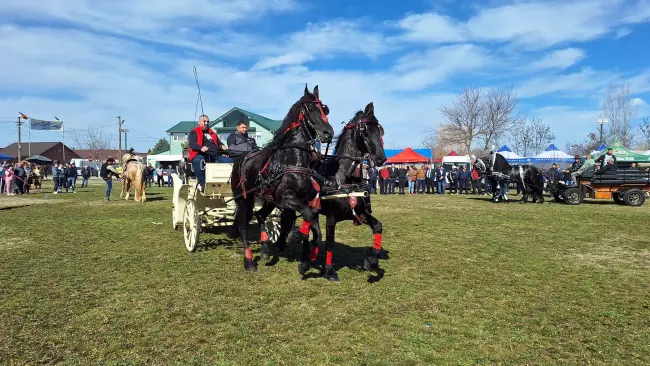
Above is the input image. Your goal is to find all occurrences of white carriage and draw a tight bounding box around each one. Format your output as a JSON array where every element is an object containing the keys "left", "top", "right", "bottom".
[{"left": 171, "top": 162, "right": 281, "bottom": 252}]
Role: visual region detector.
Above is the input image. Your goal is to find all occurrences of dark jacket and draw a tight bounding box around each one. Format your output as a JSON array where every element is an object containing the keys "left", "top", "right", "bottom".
[
  {"left": 397, "top": 168, "right": 407, "bottom": 180},
  {"left": 66, "top": 167, "right": 78, "bottom": 178},
  {"left": 388, "top": 167, "right": 397, "bottom": 179},
  {"left": 368, "top": 167, "right": 378, "bottom": 179},
  {"left": 227, "top": 131, "right": 258, "bottom": 161},
  {"left": 458, "top": 170, "right": 470, "bottom": 181},
  {"left": 81, "top": 167, "right": 91, "bottom": 178},
  {"left": 595, "top": 154, "right": 617, "bottom": 168},
  {"left": 435, "top": 168, "right": 446, "bottom": 181}
]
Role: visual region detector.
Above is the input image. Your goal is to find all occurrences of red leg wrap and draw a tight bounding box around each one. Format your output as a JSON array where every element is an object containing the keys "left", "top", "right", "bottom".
[
  {"left": 299, "top": 220, "right": 311, "bottom": 235},
  {"left": 245, "top": 248, "right": 253, "bottom": 260},
  {"left": 326, "top": 251, "right": 333, "bottom": 266},
  {"left": 374, "top": 233, "right": 382, "bottom": 250},
  {"left": 260, "top": 232, "right": 269, "bottom": 242},
  {"left": 308, "top": 246, "right": 319, "bottom": 261}
]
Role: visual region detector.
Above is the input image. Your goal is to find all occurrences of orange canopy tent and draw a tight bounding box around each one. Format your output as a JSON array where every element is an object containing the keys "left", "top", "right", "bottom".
[{"left": 386, "top": 147, "right": 429, "bottom": 163}]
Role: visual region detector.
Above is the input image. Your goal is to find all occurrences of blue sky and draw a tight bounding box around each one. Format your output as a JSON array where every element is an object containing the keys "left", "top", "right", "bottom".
[{"left": 0, "top": 0, "right": 649, "bottom": 153}]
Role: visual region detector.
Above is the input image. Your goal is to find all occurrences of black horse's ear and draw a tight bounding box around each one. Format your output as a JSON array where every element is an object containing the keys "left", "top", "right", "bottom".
[
  {"left": 364, "top": 102, "right": 374, "bottom": 115},
  {"left": 313, "top": 85, "right": 320, "bottom": 100},
  {"left": 304, "top": 83, "right": 310, "bottom": 97}
]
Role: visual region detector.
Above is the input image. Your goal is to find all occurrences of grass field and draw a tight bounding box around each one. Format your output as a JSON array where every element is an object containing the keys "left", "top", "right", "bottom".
[{"left": 1, "top": 180, "right": 650, "bottom": 365}]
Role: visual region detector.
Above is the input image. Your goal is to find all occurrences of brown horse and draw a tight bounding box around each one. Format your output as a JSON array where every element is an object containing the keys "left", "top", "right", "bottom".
[{"left": 120, "top": 156, "right": 147, "bottom": 202}]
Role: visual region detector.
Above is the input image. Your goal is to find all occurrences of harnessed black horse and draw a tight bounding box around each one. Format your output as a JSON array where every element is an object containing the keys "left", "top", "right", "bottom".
[
  {"left": 480, "top": 152, "right": 545, "bottom": 203},
  {"left": 285, "top": 102, "right": 387, "bottom": 281},
  {"left": 230, "top": 84, "right": 334, "bottom": 272}
]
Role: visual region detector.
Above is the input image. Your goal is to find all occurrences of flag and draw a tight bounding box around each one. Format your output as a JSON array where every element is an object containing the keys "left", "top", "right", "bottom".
[
  {"left": 19, "top": 112, "right": 29, "bottom": 120},
  {"left": 30, "top": 118, "right": 63, "bottom": 131}
]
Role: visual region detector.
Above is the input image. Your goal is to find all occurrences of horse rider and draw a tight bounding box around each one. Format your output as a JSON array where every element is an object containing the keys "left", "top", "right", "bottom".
[
  {"left": 188, "top": 114, "right": 227, "bottom": 191},
  {"left": 227, "top": 120, "right": 259, "bottom": 162},
  {"left": 100, "top": 158, "right": 122, "bottom": 201}
]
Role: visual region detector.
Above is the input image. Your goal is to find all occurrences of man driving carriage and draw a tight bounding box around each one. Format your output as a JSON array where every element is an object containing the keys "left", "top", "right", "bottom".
[{"left": 188, "top": 114, "right": 227, "bottom": 191}]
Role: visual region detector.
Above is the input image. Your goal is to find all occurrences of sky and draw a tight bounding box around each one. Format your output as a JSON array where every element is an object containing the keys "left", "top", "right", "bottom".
[{"left": 1, "top": 0, "right": 650, "bottom": 153}]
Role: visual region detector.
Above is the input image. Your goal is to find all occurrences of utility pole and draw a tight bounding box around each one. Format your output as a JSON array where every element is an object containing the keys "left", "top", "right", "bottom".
[
  {"left": 122, "top": 129, "right": 129, "bottom": 151},
  {"left": 597, "top": 118, "right": 608, "bottom": 145},
  {"left": 117, "top": 116, "right": 122, "bottom": 158},
  {"left": 17, "top": 117, "right": 22, "bottom": 161}
]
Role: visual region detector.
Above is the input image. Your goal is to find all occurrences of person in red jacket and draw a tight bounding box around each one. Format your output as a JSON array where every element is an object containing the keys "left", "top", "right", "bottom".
[{"left": 188, "top": 114, "right": 226, "bottom": 190}]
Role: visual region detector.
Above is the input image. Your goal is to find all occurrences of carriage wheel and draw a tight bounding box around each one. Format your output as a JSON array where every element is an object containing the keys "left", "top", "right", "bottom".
[
  {"left": 563, "top": 187, "right": 583, "bottom": 205},
  {"left": 553, "top": 193, "right": 563, "bottom": 203},
  {"left": 183, "top": 199, "right": 201, "bottom": 252},
  {"left": 623, "top": 189, "right": 645, "bottom": 207}
]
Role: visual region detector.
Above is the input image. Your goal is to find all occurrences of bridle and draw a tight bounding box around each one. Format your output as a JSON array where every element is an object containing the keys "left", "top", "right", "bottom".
[
  {"left": 283, "top": 97, "right": 330, "bottom": 144},
  {"left": 343, "top": 116, "right": 384, "bottom": 168}
]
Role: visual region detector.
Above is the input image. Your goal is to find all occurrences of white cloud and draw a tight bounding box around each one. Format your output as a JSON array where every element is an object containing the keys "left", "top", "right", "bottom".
[
  {"left": 528, "top": 48, "right": 586, "bottom": 71},
  {"left": 2, "top": 2, "right": 650, "bottom": 152},
  {"left": 631, "top": 97, "right": 645, "bottom": 106},
  {"left": 397, "top": 0, "right": 650, "bottom": 48},
  {"left": 515, "top": 68, "right": 620, "bottom": 98},
  {"left": 252, "top": 52, "right": 315, "bottom": 70}
]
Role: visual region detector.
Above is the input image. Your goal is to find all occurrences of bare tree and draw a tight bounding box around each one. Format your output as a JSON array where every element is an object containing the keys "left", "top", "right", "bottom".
[
  {"left": 601, "top": 82, "right": 638, "bottom": 146},
  {"left": 439, "top": 88, "right": 484, "bottom": 153},
  {"left": 564, "top": 132, "right": 601, "bottom": 156},
  {"left": 478, "top": 86, "right": 524, "bottom": 151},
  {"left": 420, "top": 127, "right": 462, "bottom": 157},
  {"left": 530, "top": 117, "right": 555, "bottom": 154},
  {"left": 383, "top": 140, "right": 404, "bottom": 150},
  {"left": 637, "top": 116, "right": 650, "bottom": 149},
  {"left": 509, "top": 117, "right": 555, "bottom": 156},
  {"left": 509, "top": 118, "right": 534, "bottom": 156},
  {"left": 71, "top": 127, "right": 115, "bottom": 162}
]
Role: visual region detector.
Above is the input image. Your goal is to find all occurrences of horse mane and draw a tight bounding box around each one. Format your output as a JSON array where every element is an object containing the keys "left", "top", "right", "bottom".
[
  {"left": 263, "top": 94, "right": 312, "bottom": 150},
  {"left": 334, "top": 111, "right": 363, "bottom": 153}
]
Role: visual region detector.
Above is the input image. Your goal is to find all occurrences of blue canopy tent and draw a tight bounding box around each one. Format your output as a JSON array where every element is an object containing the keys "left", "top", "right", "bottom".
[
  {"left": 0, "top": 153, "right": 14, "bottom": 160},
  {"left": 496, "top": 145, "right": 532, "bottom": 165},
  {"left": 529, "top": 144, "right": 574, "bottom": 167}
]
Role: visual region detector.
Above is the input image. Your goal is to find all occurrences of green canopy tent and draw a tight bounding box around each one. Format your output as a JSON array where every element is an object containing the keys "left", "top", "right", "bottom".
[
  {"left": 26, "top": 155, "right": 53, "bottom": 165},
  {"left": 591, "top": 141, "right": 650, "bottom": 163}
]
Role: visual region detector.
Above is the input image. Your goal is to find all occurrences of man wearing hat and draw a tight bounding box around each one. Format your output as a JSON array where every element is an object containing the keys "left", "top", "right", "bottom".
[
  {"left": 100, "top": 157, "right": 122, "bottom": 201},
  {"left": 564, "top": 155, "right": 583, "bottom": 184}
]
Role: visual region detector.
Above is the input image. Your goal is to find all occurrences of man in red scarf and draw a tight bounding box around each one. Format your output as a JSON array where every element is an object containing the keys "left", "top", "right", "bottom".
[{"left": 188, "top": 115, "right": 226, "bottom": 190}]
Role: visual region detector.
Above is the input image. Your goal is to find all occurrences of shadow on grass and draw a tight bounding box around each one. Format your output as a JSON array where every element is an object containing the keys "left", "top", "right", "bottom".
[{"left": 193, "top": 224, "right": 388, "bottom": 282}]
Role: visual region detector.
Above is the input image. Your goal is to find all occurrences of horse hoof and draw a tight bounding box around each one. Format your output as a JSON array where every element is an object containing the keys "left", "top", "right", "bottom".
[
  {"left": 364, "top": 256, "right": 379, "bottom": 271},
  {"left": 260, "top": 243, "right": 271, "bottom": 261},
  {"left": 298, "top": 261, "right": 311, "bottom": 275},
  {"left": 322, "top": 266, "right": 339, "bottom": 281},
  {"left": 244, "top": 259, "right": 257, "bottom": 272}
]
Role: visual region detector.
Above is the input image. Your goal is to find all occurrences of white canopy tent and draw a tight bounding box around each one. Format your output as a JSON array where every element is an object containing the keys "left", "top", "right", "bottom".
[{"left": 531, "top": 144, "right": 574, "bottom": 164}]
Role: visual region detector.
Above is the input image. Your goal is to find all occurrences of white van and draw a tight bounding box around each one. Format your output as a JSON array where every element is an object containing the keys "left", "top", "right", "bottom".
[{"left": 70, "top": 158, "right": 101, "bottom": 176}]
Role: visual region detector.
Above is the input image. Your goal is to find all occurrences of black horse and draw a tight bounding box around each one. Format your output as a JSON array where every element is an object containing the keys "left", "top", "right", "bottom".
[
  {"left": 480, "top": 152, "right": 544, "bottom": 203},
  {"left": 230, "top": 84, "right": 334, "bottom": 271},
  {"left": 294, "top": 102, "right": 387, "bottom": 280}
]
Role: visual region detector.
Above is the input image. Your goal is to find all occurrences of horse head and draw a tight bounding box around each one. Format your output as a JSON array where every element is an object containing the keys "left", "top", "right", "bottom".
[{"left": 340, "top": 102, "right": 386, "bottom": 167}]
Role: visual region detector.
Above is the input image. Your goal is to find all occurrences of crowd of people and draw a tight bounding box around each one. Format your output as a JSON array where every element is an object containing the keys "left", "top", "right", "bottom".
[
  {"left": 0, "top": 161, "right": 44, "bottom": 195},
  {"left": 363, "top": 162, "right": 489, "bottom": 195}
]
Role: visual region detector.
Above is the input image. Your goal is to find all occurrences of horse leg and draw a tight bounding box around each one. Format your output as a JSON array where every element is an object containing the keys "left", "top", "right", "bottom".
[
  {"left": 283, "top": 192, "right": 314, "bottom": 247},
  {"left": 363, "top": 214, "right": 385, "bottom": 271},
  {"left": 274, "top": 209, "right": 296, "bottom": 254},
  {"left": 141, "top": 181, "right": 147, "bottom": 202},
  {"left": 237, "top": 198, "right": 257, "bottom": 272},
  {"left": 255, "top": 203, "right": 276, "bottom": 260},
  {"left": 299, "top": 213, "right": 322, "bottom": 275},
  {"left": 320, "top": 215, "right": 338, "bottom": 281}
]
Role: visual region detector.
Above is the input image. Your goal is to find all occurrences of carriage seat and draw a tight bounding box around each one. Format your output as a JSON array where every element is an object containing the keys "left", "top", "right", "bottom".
[
  {"left": 590, "top": 167, "right": 650, "bottom": 184},
  {"left": 205, "top": 163, "right": 233, "bottom": 184}
]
